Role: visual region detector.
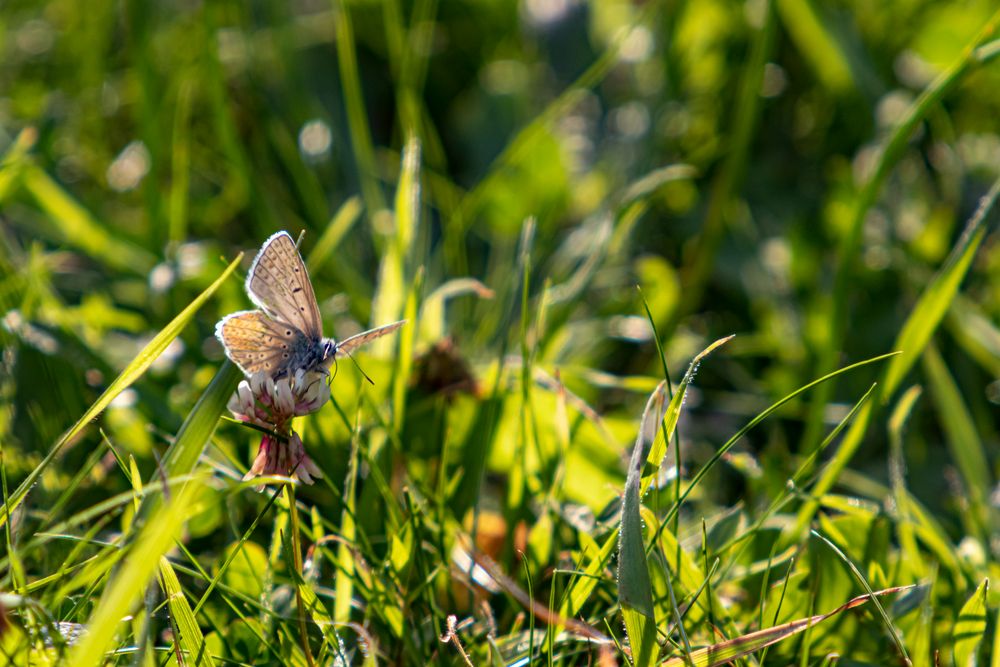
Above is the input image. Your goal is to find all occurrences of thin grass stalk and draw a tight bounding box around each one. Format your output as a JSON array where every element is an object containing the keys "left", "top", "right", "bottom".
[{"left": 802, "top": 8, "right": 1000, "bottom": 454}]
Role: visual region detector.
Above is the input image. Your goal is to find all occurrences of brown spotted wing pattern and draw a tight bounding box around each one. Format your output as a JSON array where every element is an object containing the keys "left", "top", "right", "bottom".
[
  {"left": 216, "top": 231, "right": 405, "bottom": 378},
  {"left": 216, "top": 310, "right": 310, "bottom": 376},
  {"left": 245, "top": 231, "right": 323, "bottom": 340}
]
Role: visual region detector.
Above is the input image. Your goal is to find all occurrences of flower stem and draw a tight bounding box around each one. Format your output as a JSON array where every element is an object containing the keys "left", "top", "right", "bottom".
[{"left": 286, "top": 484, "right": 316, "bottom": 667}]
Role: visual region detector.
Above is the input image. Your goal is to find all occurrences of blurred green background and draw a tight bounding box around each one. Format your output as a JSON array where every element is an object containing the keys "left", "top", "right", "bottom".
[
  {"left": 3, "top": 0, "right": 998, "bottom": 513},
  {"left": 1, "top": 0, "right": 1000, "bottom": 662}
]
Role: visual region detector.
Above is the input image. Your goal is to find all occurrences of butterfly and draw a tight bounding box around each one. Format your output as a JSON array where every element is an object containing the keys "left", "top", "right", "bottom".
[{"left": 216, "top": 231, "right": 405, "bottom": 379}]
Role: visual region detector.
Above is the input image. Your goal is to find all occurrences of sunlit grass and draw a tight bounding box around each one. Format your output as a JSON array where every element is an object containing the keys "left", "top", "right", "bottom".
[{"left": 2, "top": 0, "right": 1000, "bottom": 665}]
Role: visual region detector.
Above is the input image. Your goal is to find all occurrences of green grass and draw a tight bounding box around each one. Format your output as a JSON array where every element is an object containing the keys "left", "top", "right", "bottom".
[{"left": 2, "top": 0, "right": 1000, "bottom": 665}]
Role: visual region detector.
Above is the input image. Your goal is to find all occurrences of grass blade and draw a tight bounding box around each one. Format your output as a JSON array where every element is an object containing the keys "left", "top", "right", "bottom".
[
  {"left": 811, "top": 530, "right": 910, "bottom": 664},
  {"left": 68, "top": 474, "right": 209, "bottom": 667},
  {"left": 660, "top": 586, "right": 913, "bottom": 666},
  {"left": 332, "top": 0, "right": 385, "bottom": 215},
  {"left": 953, "top": 579, "right": 988, "bottom": 667},
  {"left": 372, "top": 136, "right": 420, "bottom": 356},
  {"left": 922, "top": 344, "right": 992, "bottom": 541},
  {"left": 158, "top": 556, "right": 215, "bottom": 667},
  {"left": 643, "top": 336, "right": 734, "bottom": 496},
  {"left": 776, "top": 0, "right": 854, "bottom": 92},
  {"left": 20, "top": 164, "right": 157, "bottom": 274},
  {"left": 618, "top": 383, "right": 667, "bottom": 667},
  {"left": 805, "top": 10, "right": 1000, "bottom": 451},
  {"left": 159, "top": 362, "right": 243, "bottom": 481},
  {"left": 306, "top": 195, "right": 363, "bottom": 270},
  {"left": 883, "top": 180, "right": 1000, "bottom": 394},
  {"left": 793, "top": 177, "right": 1000, "bottom": 538},
  {"left": 0, "top": 254, "right": 242, "bottom": 531}
]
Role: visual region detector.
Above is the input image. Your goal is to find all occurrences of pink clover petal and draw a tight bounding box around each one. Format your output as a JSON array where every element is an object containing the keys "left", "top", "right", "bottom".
[
  {"left": 243, "top": 434, "right": 274, "bottom": 480},
  {"left": 227, "top": 393, "right": 243, "bottom": 418},
  {"left": 237, "top": 381, "right": 255, "bottom": 412},
  {"left": 293, "top": 368, "right": 307, "bottom": 393},
  {"left": 274, "top": 379, "right": 295, "bottom": 416},
  {"left": 298, "top": 454, "right": 323, "bottom": 482}
]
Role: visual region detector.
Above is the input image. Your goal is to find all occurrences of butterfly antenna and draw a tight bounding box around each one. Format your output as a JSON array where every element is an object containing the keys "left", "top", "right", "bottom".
[
  {"left": 295, "top": 229, "right": 307, "bottom": 248},
  {"left": 344, "top": 348, "right": 376, "bottom": 385}
]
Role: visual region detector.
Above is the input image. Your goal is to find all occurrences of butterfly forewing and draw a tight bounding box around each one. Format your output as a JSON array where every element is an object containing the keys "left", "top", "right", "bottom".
[
  {"left": 218, "top": 232, "right": 405, "bottom": 380},
  {"left": 246, "top": 232, "right": 323, "bottom": 339},
  {"left": 333, "top": 320, "right": 407, "bottom": 359},
  {"left": 217, "top": 310, "right": 305, "bottom": 376}
]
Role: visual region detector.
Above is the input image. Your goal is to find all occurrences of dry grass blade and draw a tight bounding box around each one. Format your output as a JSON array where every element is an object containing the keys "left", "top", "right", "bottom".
[{"left": 661, "top": 585, "right": 914, "bottom": 666}]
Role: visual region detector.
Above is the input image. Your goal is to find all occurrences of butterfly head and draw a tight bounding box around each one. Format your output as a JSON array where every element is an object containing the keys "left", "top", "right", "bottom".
[{"left": 320, "top": 338, "right": 338, "bottom": 365}]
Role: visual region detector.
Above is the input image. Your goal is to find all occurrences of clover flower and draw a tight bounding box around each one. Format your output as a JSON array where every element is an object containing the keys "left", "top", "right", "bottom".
[{"left": 227, "top": 369, "right": 327, "bottom": 486}]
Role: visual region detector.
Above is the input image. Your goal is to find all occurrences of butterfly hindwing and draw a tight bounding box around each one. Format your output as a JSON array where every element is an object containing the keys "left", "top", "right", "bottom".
[
  {"left": 333, "top": 320, "right": 407, "bottom": 359},
  {"left": 218, "top": 232, "right": 405, "bottom": 380},
  {"left": 216, "top": 310, "right": 305, "bottom": 376},
  {"left": 245, "top": 231, "right": 323, "bottom": 340}
]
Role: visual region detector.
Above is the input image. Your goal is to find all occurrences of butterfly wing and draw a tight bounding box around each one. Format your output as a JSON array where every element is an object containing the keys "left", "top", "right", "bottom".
[
  {"left": 245, "top": 231, "right": 323, "bottom": 340},
  {"left": 216, "top": 310, "right": 305, "bottom": 377},
  {"left": 332, "top": 320, "right": 406, "bottom": 359}
]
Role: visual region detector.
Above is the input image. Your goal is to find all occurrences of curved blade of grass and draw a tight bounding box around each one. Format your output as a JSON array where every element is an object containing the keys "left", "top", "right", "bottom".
[
  {"left": 954, "top": 579, "right": 989, "bottom": 667},
  {"left": 643, "top": 336, "right": 735, "bottom": 496},
  {"left": 805, "top": 12, "right": 1000, "bottom": 452},
  {"left": 922, "top": 345, "right": 992, "bottom": 542},
  {"left": 618, "top": 383, "right": 667, "bottom": 667},
  {"left": 372, "top": 136, "right": 420, "bottom": 356},
  {"left": 883, "top": 180, "right": 1000, "bottom": 394},
  {"left": 68, "top": 351, "right": 246, "bottom": 664},
  {"left": 332, "top": 0, "right": 385, "bottom": 215},
  {"left": 793, "top": 177, "right": 1000, "bottom": 540},
  {"left": 68, "top": 473, "right": 209, "bottom": 667},
  {"left": 660, "top": 585, "right": 913, "bottom": 667},
  {"left": 158, "top": 556, "right": 215, "bottom": 667},
  {"left": 0, "top": 254, "right": 242, "bottom": 531},
  {"left": 619, "top": 164, "right": 697, "bottom": 208},
  {"left": 811, "top": 530, "right": 909, "bottom": 664},
  {"left": 20, "top": 163, "right": 158, "bottom": 274},
  {"left": 561, "top": 354, "right": 894, "bottom": 622},
  {"left": 776, "top": 0, "right": 854, "bottom": 92},
  {"left": 0, "top": 128, "right": 36, "bottom": 202},
  {"left": 420, "top": 277, "right": 494, "bottom": 342},
  {"left": 650, "top": 351, "right": 900, "bottom": 551},
  {"left": 559, "top": 530, "right": 616, "bottom": 619},
  {"left": 158, "top": 361, "right": 243, "bottom": 482},
  {"left": 887, "top": 385, "right": 925, "bottom": 580},
  {"left": 306, "top": 195, "right": 363, "bottom": 270}
]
